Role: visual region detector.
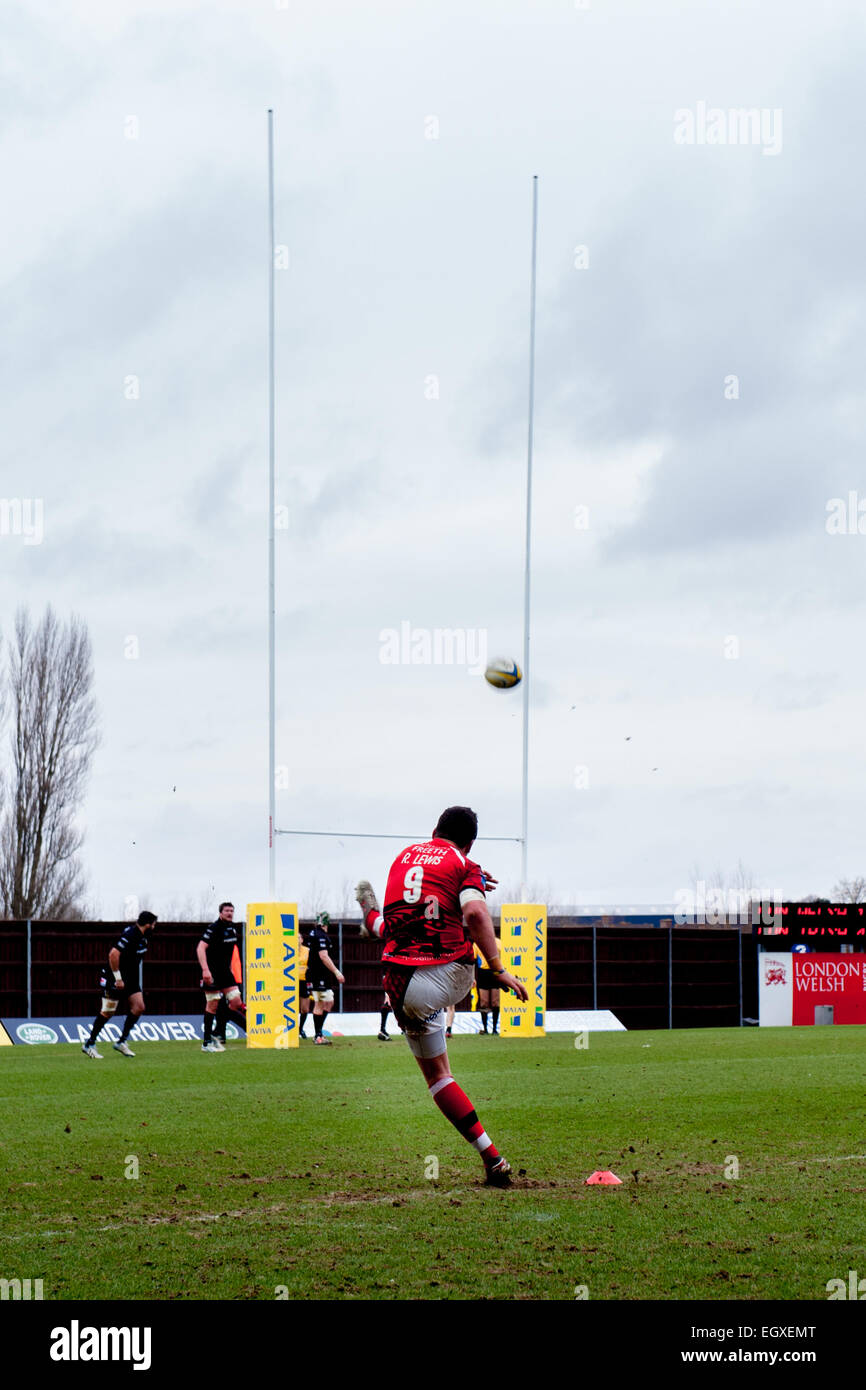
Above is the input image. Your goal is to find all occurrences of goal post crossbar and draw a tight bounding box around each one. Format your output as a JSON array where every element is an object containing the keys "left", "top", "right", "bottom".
[{"left": 275, "top": 828, "right": 522, "bottom": 843}]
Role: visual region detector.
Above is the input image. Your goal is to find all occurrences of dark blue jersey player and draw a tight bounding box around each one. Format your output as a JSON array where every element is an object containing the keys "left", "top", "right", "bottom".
[
  {"left": 82, "top": 911, "right": 158, "bottom": 1059},
  {"left": 197, "top": 902, "right": 247, "bottom": 1053},
  {"left": 306, "top": 912, "right": 345, "bottom": 1045}
]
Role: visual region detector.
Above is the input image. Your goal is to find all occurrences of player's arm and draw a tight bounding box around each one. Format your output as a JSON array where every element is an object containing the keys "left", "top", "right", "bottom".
[
  {"left": 196, "top": 939, "right": 213, "bottom": 984},
  {"left": 108, "top": 947, "right": 124, "bottom": 988},
  {"left": 319, "top": 950, "right": 345, "bottom": 985},
  {"left": 462, "top": 899, "right": 528, "bottom": 1000}
]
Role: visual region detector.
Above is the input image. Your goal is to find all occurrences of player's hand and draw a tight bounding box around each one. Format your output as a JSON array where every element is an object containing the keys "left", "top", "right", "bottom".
[
  {"left": 480, "top": 869, "right": 499, "bottom": 891},
  {"left": 115, "top": 979, "right": 124, "bottom": 991},
  {"left": 358, "top": 922, "right": 370, "bottom": 938},
  {"left": 497, "top": 971, "right": 528, "bottom": 1001},
  {"left": 335, "top": 972, "right": 345, "bottom": 985},
  {"left": 202, "top": 973, "right": 214, "bottom": 987}
]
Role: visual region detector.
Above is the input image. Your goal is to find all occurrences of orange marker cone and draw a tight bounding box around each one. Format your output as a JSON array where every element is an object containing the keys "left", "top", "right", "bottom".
[{"left": 585, "top": 1170, "right": 622, "bottom": 1185}]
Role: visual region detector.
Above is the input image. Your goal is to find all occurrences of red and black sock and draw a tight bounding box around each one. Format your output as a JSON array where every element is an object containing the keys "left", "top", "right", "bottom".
[
  {"left": 428, "top": 1075, "right": 500, "bottom": 1168},
  {"left": 365, "top": 909, "right": 384, "bottom": 938}
]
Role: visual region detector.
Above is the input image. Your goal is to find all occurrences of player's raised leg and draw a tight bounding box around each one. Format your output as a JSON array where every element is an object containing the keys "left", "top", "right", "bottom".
[{"left": 356, "top": 880, "right": 384, "bottom": 939}]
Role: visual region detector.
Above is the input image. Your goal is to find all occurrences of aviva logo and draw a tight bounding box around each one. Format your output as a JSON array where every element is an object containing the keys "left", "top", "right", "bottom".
[
  {"left": 500, "top": 904, "right": 547, "bottom": 1037},
  {"left": 281, "top": 909, "right": 298, "bottom": 1043},
  {"left": 245, "top": 903, "right": 300, "bottom": 1049}
]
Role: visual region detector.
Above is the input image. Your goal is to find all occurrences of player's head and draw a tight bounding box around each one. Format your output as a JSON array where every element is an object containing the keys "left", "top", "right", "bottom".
[
  {"left": 316, "top": 911, "right": 330, "bottom": 929},
  {"left": 433, "top": 805, "right": 478, "bottom": 853},
  {"left": 137, "top": 910, "right": 158, "bottom": 932},
  {"left": 219, "top": 902, "right": 234, "bottom": 920}
]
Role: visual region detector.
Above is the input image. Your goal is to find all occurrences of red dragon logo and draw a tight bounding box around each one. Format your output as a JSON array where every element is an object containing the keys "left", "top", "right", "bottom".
[{"left": 765, "top": 964, "right": 787, "bottom": 985}]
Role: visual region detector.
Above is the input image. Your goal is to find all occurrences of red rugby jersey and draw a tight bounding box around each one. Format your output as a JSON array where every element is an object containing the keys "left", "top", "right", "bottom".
[{"left": 381, "top": 838, "right": 486, "bottom": 967}]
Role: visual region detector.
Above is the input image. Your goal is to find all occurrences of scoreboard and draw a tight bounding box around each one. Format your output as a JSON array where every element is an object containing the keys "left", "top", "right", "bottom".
[{"left": 755, "top": 902, "right": 866, "bottom": 941}]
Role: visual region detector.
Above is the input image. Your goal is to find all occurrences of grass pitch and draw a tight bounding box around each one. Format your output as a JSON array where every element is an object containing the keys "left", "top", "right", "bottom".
[{"left": 1, "top": 1026, "right": 863, "bottom": 1301}]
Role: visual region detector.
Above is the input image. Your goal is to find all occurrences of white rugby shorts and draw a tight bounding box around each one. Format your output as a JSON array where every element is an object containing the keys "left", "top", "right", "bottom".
[{"left": 400, "top": 961, "right": 475, "bottom": 1058}]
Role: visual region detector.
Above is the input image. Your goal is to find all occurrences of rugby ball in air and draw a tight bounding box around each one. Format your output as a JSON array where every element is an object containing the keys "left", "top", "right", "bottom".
[{"left": 484, "top": 658, "right": 522, "bottom": 689}]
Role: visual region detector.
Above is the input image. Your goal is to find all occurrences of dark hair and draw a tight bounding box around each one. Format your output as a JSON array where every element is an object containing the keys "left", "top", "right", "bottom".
[
  {"left": 433, "top": 805, "right": 478, "bottom": 849},
  {"left": 219, "top": 902, "right": 234, "bottom": 911},
  {"left": 138, "top": 911, "right": 157, "bottom": 927}
]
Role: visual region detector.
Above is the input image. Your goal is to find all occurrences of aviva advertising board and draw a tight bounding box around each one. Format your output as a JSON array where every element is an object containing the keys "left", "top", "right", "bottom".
[
  {"left": 245, "top": 903, "right": 300, "bottom": 1048},
  {"left": 500, "top": 904, "right": 547, "bottom": 1036}
]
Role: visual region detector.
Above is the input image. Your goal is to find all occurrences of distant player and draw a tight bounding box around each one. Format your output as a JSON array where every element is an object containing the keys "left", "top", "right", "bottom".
[
  {"left": 197, "top": 902, "right": 247, "bottom": 1053},
  {"left": 298, "top": 927, "right": 312, "bottom": 1039},
  {"left": 476, "top": 943, "right": 501, "bottom": 1034},
  {"left": 82, "top": 911, "right": 158, "bottom": 1059},
  {"left": 356, "top": 805, "right": 528, "bottom": 1186},
  {"left": 306, "top": 912, "right": 345, "bottom": 1045}
]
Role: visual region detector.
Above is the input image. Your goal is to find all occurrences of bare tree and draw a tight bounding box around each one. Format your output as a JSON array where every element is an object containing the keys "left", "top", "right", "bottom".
[
  {"left": 300, "top": 878, "right": 330, "bottom": 919},
  {"left": 334, "top": 876, "right": 359, "bottom": 920},
  {"left": 485, "top": 880, "right": 553, "bottom": 917},
  {"left": 832, "top": 877, "right": 866, "bottom": 903},
  {"left": 124, "top": 889, "right": 214, "bottom": 923},
  {"left": 0, "top": 607, "right": 100, "bottom": 920},
  {"left": 686, "top": 859, "right": 767, "bottom": 926}
]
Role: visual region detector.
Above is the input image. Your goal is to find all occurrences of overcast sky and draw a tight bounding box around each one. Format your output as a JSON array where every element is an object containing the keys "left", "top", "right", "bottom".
[{"left": 3, "top": 0, "right": 865, "bottom": 919}]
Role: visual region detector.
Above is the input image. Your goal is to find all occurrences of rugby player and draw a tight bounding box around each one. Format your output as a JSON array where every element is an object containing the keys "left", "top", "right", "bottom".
[
  {"left": 197, "top": 902, "right": 247, "bottom": 1053},
  {"left": 476, "top": 942, "right": 501, "bottom": 1034},
  {"left": 306, "top": 912, "right": 345, "bottom": 1045},
  {"left": 82, "top": 911, "right": 158, "bottom": 1058},
  {"left": 356, "top": 805, "right": 528, "bottom": 1186},
  {"left": 297, "top": 926, "right": 312, "bottom": 1039}
]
